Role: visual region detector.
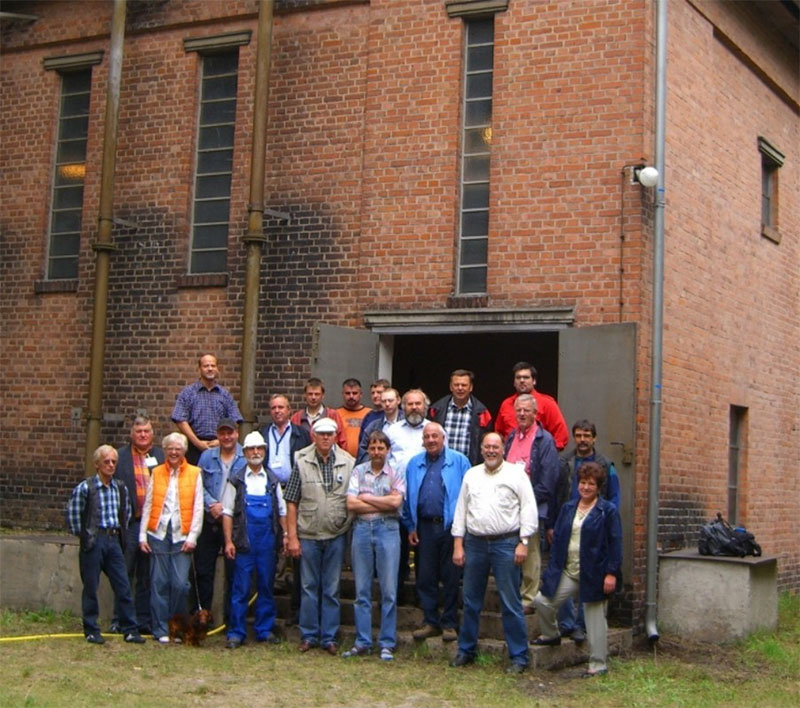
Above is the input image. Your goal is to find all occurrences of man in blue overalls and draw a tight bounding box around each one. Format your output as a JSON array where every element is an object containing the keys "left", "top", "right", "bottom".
[{"left": 221, "top": 431, "right": 288, "bottom": 648}]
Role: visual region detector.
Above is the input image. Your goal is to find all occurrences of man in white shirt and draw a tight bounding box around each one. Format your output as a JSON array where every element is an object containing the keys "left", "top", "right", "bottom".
[{"left": 450, "top": 433, "right": 538, "bottom": 674}]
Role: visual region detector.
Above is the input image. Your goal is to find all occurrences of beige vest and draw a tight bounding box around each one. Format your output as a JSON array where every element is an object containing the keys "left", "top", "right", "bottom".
[{"left": 294, "top": 445, "right": 354, "bottom": 540}]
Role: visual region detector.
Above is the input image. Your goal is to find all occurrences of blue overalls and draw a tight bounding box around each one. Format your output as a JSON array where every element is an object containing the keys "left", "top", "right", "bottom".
[{"left": 227, "top": 491, "right": 277, "bottom": 642}]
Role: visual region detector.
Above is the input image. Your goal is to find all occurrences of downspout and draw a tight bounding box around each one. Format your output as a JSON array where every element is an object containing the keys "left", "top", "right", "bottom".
[
  {"left": 84, "top": 0, "right": 126, "bottom": 471},
  {"left": 645, "top": 0, "right": 667, "bottom": 644},
  {"left": 239, "top": 0, "right": 274, "bottom": 436}
]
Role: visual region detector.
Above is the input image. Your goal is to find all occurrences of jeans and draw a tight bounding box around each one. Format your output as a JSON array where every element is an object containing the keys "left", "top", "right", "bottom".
[
  {"left": 458, "top": 534, "right": 529, "bottom": 667},
  {"left": 415, "top": 518, "right": 461, "bottom": 629},
  {"left": 351, "top": 517, "right": 400, "bottom": 650},
  {"left": 558, "top": 596, "right": 586, "bottom": 634},
  {"left": 193, "top": 517, "right": 233, "bottom": 620},
  {"left": 299, "top": 534, "right": 346, "bottom": 646},
  {"left": 80, "top": 532, "right": 138, "bottom": 636},
  {"left": 113, "top": 519, "right": 151, "bottom": 631},
  {"left": 148, "top": 527, "right": 192, "bottom": 640}
]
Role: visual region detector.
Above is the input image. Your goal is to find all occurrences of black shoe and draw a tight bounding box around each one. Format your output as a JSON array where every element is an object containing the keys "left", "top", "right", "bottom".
[
  {"left": 581, "top": 668, "right": 608, "bottom": 678},
  {"left": 257, "top": 633, "right": 281, "bottom": 644},
  {"left": 86, "top": 633, "right": 105, "bottom": 645},
  {"left": 138, "top": 626, "right": 152, "bottom": 636},
  {"left": 226, "top": 638, "right": 243, "bottom": 649},
  {"left": 571, "top": 628, "right": 586, "bottom": 643},
  {"left": 124, "top": 632, "right": 146, "bottom": 644},
  {"left": 506, "top": 663, "right": 527, "bottom": 674},
  {"left": 531, "top": 635, "right": 561, "bottom": 646},
  {"left": 449, "top": 652, "right": 475, "bottom": 667},
  {"left": 108, "top": 623, "right": 122, "bottom": 634}
]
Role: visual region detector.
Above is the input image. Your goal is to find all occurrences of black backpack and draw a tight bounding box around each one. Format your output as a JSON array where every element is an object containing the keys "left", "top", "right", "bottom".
[{"left": 698, "top": 512, "right": 761, "bottom": 557}]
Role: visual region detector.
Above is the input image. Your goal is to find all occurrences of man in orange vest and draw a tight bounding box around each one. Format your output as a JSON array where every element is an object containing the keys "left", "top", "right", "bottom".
[{"left": 139, "top": 432, "right": 203, "bottom": 643}]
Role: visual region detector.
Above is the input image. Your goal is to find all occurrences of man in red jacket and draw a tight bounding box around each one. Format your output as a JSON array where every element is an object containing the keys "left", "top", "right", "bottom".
[{"left": 494, "top": 362, "right": 568, "bottom": 450}]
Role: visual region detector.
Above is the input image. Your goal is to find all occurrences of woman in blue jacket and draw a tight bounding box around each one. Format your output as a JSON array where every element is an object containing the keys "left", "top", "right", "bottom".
[{"left": 532, "top": 461, "right": 622, "bottom": 677}]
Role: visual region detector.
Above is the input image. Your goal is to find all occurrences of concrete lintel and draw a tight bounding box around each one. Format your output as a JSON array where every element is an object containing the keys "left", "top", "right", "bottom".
[{"left": 364, "top": 307, "right": 575, "bottom": 334}]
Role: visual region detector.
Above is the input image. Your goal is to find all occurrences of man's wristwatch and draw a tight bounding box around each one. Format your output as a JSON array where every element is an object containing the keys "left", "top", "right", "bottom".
[{"left": 519, "top": 537, "right": 529, "bottom": 546}]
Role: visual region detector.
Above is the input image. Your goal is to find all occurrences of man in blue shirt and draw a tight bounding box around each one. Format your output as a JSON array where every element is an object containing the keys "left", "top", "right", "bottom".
[
  {"left": 402, "top": 422, "right": 470, "bottom": 642},
  {"left": 172, "top": 354, "right": 243, "bottom": 464},
  {"left": 66, "top": 445, "right": 146, "bottom": 645}
]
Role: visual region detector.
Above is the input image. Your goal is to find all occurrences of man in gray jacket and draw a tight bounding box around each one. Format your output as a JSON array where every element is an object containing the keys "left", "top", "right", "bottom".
[{"left": 285, "top": 417, "right": 354, "bottom": 655}]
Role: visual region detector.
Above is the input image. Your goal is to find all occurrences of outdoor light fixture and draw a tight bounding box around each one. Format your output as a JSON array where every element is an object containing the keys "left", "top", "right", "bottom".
[{"left": 634, "top": 165, "right": 659, "bottom": 188}]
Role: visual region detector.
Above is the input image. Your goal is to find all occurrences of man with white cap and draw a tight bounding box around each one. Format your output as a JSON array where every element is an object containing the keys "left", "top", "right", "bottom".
[
  {"left": 221, "top": 431, "right": 288, "bottom": 648},
  {"left": 285, "top": 417, "right": 354, "bottom": 655}
]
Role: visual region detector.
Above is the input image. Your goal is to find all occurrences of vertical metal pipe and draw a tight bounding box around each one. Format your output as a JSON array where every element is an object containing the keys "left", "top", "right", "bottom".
[
  {"left": 645, "top": 0, "right": 667, "bottom": 643},
  {"left": 239, "top": 0, "right": 274, "bottom": 436},
  {"left": 84, "top": 0, "right": 126, "bottom": 471}
]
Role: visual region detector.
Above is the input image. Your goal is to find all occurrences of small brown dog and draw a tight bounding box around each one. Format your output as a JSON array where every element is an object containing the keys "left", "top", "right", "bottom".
[{"left": 168, "top": 609, "right": 213, "bottom": 646}]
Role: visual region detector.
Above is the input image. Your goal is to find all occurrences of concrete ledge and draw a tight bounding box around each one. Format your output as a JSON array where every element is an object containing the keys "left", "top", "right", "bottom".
[{"left": 658, "top": 549, "right": 778, "bottom": 641}]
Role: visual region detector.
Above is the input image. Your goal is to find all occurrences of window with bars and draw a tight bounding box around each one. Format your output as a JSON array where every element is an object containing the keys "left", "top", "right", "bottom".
[
  {"left": 47, "top": 69, "right": 91, "bottom": 280},
  {"left": 758, "top": 136, "right": 784, "bottom": 244},
  {"left": 457, "top": 18, "right": 494, "bottom": 295},
  {"left": 190, "top": 51, "right": 240, "bottom": 274},
  {"left": 728, "top": 405, "right": 747, "bottom": 524}
]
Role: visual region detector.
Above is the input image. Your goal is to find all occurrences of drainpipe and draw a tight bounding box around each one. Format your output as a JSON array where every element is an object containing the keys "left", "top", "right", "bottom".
[
  {"left": 239, "top": 0, "right": 274, "bottom": 436},
  {"left": 84, "top": 0, "right": 126, "bottom": 471},
  {"left": 645, "top": 0, "right": 667, "bottom": 644}
]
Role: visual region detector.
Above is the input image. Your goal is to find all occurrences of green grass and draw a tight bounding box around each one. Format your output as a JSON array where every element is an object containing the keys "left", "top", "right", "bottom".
[{"left": 0, "top": 593, "right": 798, "bottom": 707}]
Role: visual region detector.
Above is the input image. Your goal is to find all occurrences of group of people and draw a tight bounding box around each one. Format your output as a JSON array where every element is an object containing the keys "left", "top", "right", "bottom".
[{"left": 67, "top": 354, "right": 622, "bottom": 677}]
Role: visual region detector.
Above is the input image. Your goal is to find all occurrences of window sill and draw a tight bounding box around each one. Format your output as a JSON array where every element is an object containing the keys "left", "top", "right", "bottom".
[
  {"left": 447, "top": 294, "right": 488, "bottom": 309},
  {"left": 176, "top": 273, "right": 228, "bottom": 289},
  {"left": 34, "top": 279, "right": 78, "bottom": 294},
  {"left": 761, "top": 225, "right": 781, "bottom": 244}
]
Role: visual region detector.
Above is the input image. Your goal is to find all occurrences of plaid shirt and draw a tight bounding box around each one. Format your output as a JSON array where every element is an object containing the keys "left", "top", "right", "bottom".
[
  {"left": 284, "top": 450, "right": 337, "bottom": 503},
  {"left": 66, "top": 475, "right": 128, "bottom": 535},
  {"left": 444, "top": 398, "right": 473, "bottom": 458},
  {"left": 347, "top": 460, "right": 406, "bottom": 521},
  {"left": 171, "top": 381, "right": 243, "bottom": 440}
]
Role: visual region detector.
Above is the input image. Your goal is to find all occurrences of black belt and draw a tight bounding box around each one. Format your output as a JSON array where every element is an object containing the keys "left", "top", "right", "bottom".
[
  {"left": 97, "top": 528, "right": 120, "bottom": 536},
  {"left": 469, "top": 530, "right": 519, "bottom": 542},
  {"left": 420, "top": 516, "right": 444, "bottom": 524}
]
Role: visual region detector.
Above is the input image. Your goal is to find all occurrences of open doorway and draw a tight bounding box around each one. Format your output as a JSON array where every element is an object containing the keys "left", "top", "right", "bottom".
[{"left": 390, "top": 331, "right": 560, "bottom": 414}]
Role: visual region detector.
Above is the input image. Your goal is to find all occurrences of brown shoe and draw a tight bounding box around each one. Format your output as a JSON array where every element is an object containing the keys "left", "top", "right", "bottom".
[
  {"left": 523, "top": 605, "right": 536, "bottom": 615},
  {"left": 322, "top": 642, "right": 338, "bottom": 655},
  {"left": 442, "top": 627, "right": 458, "bottom": 643},
  {"left": 412, "top": 624, "right": 443, "bottom": 640},
  {"left": 298, "top": 640, "right": 316, "bottom": 653}
]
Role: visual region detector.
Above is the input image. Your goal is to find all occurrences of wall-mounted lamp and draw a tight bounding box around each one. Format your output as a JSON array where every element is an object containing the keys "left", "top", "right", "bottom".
[{"left": 633, "top": 165, "right": 659, "bottom": 188}]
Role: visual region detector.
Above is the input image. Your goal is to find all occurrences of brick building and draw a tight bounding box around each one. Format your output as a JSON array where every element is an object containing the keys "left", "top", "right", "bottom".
[{"left": 1, "top": 0, "right": 798, "bottom": 624}]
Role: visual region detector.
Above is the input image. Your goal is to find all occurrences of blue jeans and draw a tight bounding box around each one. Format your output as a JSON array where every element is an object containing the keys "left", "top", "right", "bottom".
[
  {"left": 558, "top": 596, "right": 586, "bottom": 634},
  {"left": 148, "top": 527, "right": 192, "bottom": 640},
  {"left": 458, "top": 534, "right": 529, "bottom": 667},
  {"left": 299, "top": 534, "right": 346, "bottom": 646},
  {"left": 80, "top": 532, "right": 138, "bottom": 636},
  {"left": 113, "top": 519, "right": 151, "bottom": 631},
  {"left": 415, "top": 518, "right": 461, "bottom": 629},
  {"left": 351, "top": 517, "right": 400, "bottom": 650}
]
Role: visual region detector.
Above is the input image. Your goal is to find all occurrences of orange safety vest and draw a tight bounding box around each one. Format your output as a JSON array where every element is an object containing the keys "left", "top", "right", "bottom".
[{"left": 147, "top": 460, "right": 200, "bottom": 536}]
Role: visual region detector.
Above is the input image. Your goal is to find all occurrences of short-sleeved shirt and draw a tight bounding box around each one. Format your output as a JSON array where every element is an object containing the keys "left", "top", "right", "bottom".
[
  {"left": 347, "top": 460, "right": 405, "bottom": 521},
  {"left": 171, "top": 381, "right": 243, "bottom": 440}
]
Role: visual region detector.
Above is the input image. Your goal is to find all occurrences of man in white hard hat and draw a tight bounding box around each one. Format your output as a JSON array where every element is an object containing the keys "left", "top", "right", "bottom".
[{"left": 221, "top": 431, "right": 288, "bottom": 648}]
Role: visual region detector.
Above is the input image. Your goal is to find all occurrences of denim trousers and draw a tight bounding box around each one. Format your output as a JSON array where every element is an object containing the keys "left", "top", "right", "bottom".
[
  {"left": 80, "top": 532, "right": 138, "bottom": 636},
  {"left": 112, "top": 519, "right": 151, "bottom": 631},
  {"left": 193, "top": 517, "right": 233, "bottom": 620},
  {"left": 458, "top": 534, "right": 529, "bottom": 667},
  {"left": 299, "top": 534, "right": 346, "bottom": 646},
  {"left": 351, "top": 517, "right": 400, "bottom": 650},
  {"left": 148, "top": 526, "right": 192, "bottom": 640},
  {"left": 415, "top": 518, "right": 461, "bottom": 629}
]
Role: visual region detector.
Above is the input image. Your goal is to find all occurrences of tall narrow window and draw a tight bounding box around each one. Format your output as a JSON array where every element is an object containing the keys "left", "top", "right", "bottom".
[
  {"left": 728, "top": 405, "right": 747, "bottom": 523},
  {"left": 758, "top": 136, "right": 784, "bottom": 244},
  {"left": 457, "top": 18, "right": 494, "bottom": 294},
  {"left": 47, "top": 69, "right": 91, "bottom": 280},
  {"left": 190, "top": 51, "right": 239, "bottom": 273}
]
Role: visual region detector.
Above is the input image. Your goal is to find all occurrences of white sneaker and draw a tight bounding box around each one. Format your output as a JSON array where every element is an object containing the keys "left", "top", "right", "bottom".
[
  {"left": 157, "top": 636, "right": 170, "bottom": 644},
  {"left": 380, "top": 648, "right": 394, "bottom": 662}
]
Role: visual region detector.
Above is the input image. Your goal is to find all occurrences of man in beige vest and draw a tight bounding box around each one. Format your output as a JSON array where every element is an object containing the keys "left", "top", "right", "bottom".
[{"left": 285, "top": 417, "right": 354, "bottom": 655}]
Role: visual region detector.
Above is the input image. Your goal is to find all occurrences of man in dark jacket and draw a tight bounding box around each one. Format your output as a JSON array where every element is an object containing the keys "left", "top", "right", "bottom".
[
  {"left": 429, "top": 369, "right": 493, "bottom": 465},
  {"left": 503, "top": 394, "right": 559, "bottom": 613},
  {"left": 113, "top": 416, "right": 164, "bottom": 634}
]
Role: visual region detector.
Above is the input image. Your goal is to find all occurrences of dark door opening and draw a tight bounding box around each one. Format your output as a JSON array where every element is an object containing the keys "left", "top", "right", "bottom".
[{"left": 390, "top": 331, "right": 560, "bottom": 416}]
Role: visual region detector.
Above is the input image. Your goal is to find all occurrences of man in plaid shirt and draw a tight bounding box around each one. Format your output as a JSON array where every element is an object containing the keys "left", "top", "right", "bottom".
[{"left": 67, "top": 445, "right": 146, "bottom": 645}]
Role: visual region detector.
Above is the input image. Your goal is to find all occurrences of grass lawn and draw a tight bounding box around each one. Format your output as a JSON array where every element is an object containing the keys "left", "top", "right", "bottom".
[{"left": 1, "top": 593, "right": 797, "bottom": 708}]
